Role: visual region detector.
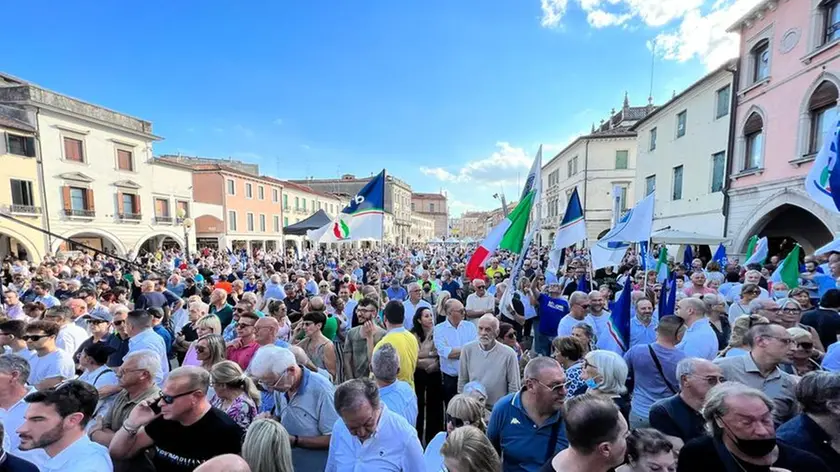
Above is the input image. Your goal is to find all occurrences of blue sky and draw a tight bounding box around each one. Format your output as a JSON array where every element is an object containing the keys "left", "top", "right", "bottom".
[{"left": 0, "top": 0, "right": 758, "bottom": 215}]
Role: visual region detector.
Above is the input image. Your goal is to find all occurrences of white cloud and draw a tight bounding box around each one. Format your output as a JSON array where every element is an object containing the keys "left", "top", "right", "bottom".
[
  {"left": 541, "top": 0, "right": 704, "bottom": 29},
  {"left": 421, "top": 142, "right": 533, "bottom": 187},
  {"left": 587, "top": 9, "right": 632, "bottom": 28},
  {"left": 540, "top": 0, "right": 568, "bottom": 27}
]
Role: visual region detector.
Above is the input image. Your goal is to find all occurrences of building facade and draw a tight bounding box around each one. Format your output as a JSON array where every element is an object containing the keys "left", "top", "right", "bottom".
[
  {"left": 291, "top": 173, "right": 413, "bottom": 245},
  {"left": 726, "top": 0, "right": 840, "bottom": 255},
  {"left": 0, "top": 106, "right": 47, "bottom": 262},
  {"left": 541, "top": 95, "right": 655, "bottom": 244},
  {"left": 0, "top": 73, "right": 195, "bottom": 258},
  {"left": 631, "top": 63, "right": 735, "bottom": 238},
  {"left": 411, "top": 192, "right": 449, "bottom": 237},
  {"left": 410, "top": 212, "right": 435, "bottom": 243},
  {"left": 277, "top": 179, "right": 344, "bottom": 252}
]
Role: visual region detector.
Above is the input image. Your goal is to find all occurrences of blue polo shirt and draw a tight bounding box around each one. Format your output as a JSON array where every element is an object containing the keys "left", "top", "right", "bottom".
[
  {"left": 537, "top": 294, "right": 569, "bottom": 336},
  {"left": 487, "top": 391, "right": 568, "bottom": 472}
]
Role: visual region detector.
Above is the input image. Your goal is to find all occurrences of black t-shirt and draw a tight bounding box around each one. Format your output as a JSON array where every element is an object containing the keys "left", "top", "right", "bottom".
[
  {"left": 648, "top": 394, "right": 706, "bottom": 442},
  {"left": 144, "top": 406, "right": 244, "bottom": 472},
  {"left": 800, "top": 308, "right": 840, "bottom": 352},
  {"left": 677, "top": 436, "right": 830, "bottom": 472}
]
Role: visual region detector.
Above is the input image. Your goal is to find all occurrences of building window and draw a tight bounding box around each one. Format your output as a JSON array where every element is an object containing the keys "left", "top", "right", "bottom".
[
  {"left": 808, "top": 81, "right": 839, "bottom": 154},
  {"left": 824, "top": 0, "right": 840, "bottom": 45},
  {"left": 716, "top": 85, "right": 731, "bottom": 119},
  {"left": 259, "top": 214, "right": 266, "bottom": 232},
  {"left": 751, "top": 40, "right": 770, "bottom": 83},
  {"left": 649, "top": 128, "right": 657, "bottom": 151},
  {"left": 63, "top": 137, "right": 84, "bottom": 162},
  {"left": 283, "top": 194, "right": 289, "bottom": 209},
  {"left": 227, "top": 179, "right": 236, "bottom": 195},
  {"left": 672, "top": 166, "right": 683, "bottom": 200},
  {"left": 615, "top": 150, "right": 629, "bottom": 169},
  {"left": 676, "top": 111, "right": 687, "bottom": 138},
  {"left": 117, "top": 149, "right": 134, "bottom": 171},
  {"left": 176, "top": 200, "right": 189, "bottom": 220},
  {"left": 258, "top": 186, "right": 265, "bottom": 200},
  {"left": 67, "top": 187, "right": 90, "bottom": 212},
  {"left": 743, "top": 112, "right": 764, "bottom": 170},
  {"left": 247, "top": 213, "right": 255, "bottom": 231},
  {"left": 711, "top": 152, "right": 726, "bottom": 193},
  {"left": 567, "top": 156, "right": 578, "bottom": 177},
  {"left": 154, "top": 198, "right": 170, "bottom": 221},
  {"left": 228, "top": 211, "right": 237, "bottom": 231},
  {"left": 618, "top": 185, "right": 628, "bottom": 211},
  {"left": 245, "top": 183, "right": 253, "bottom": 199},
  {"left": 411, "top": 202, "right": 415, "bottom": 211},
  {"left": 645, "top": 175, "right": 656, "bottom": 196},
  {"left": 6, "top": 134, "right": 36, "bottom": 157},
  {"left": 430, "top": 203, "right": 435, "bottom": 212},
  {"left": 295, "top": 197, "right": 299, "bottom": 210},
  {"left": 273, "top": 215, "right": 280, "bottom": 232},
  {"left": 303, "top": 199, "right": 307, "bottom": 211},
  {"left": 284, "top": 217, "right": 289, "bottom": 227},
  {"left": 272, "top": 188, "right": 279, "bottom": 202},
  {"left": 10, "top": 179, "right": 35, "bottom": 210},
  {"left": 121, "top": 193, "right": 138, "bottom": 216}
]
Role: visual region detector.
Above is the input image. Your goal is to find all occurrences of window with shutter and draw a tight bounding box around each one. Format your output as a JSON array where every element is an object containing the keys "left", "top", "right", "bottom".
[
  {"left": 743, "top": 113, "right": 764, "bottom": 170},
  {"left": 7, "top": 134, "right": 35, "bottom": 157},
  {"left": 809, "top": 81, "right": 839, "bottom": 154},
  {"left": 117, "top": 149, "right": 133, "bottom": 171},
  {"left": 672, "top": 166, "right": 684, "bottom": 200},
  {"left": 63, "top": 137, "right": 84, "bottom": 162},
  {"left": 751, "top": 40, "right": 770, "bottom": 83}
]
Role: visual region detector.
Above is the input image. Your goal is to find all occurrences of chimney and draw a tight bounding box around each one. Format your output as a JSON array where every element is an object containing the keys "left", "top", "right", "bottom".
[
  {"left": 647, "top": 95, "right": 654, "bottom": 113},
  {"left": 623, "top": 91, "right": 630, "bottom": 111}
]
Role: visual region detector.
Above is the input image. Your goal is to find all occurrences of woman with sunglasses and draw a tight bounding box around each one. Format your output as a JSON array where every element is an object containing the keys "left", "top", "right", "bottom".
[
  {"left": 776, "top": 298, "right": 825, "bottom": 352},
  {"left": 423, "top": 394, "right": 487, "bottom": 472},
  {"left": 787, "top": 327, "right": 824, "bottom": 376},
  {"left": 209, "top": 360, "right": 261, "bottom": 430},
  {"left": 181, "top": 314, "right": 222, "bottom": 367},
  {"left": 498, "top": 322, "right": 522, "bottom": 359},
  {"left": 727, "top": 283, "right": 760, "bottom": 324},
  {"left": 718, "top": 314, "right": 769, "bottom": 358},
  {"left": 195, "top": 333, "right": 226, "bottom": 372}
]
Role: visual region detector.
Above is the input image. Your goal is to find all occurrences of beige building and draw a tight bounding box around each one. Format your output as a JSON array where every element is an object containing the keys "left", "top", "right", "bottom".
[
  {"left": 290, "top": 173, "right": 413, "bottom": 244},
  {"left": 541, "top": 94, "right": 656, "bottom": 244},
  {"left": 0, "top": 73, "right": 195, "bottom": 257},
  {"left": 411, "top": 192, "right": 449, "bottom": 237},
  {"left": 410, "top": 213, "right": 435, "bottom": 243},
  {"left": 631, "top": 62, "right": 735, "bottom": 238}
]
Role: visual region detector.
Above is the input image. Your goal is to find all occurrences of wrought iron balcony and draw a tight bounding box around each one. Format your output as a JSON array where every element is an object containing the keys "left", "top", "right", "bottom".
[
  {"left": 64, "top": 208, "right": 95, "bottom": 218},
  {"left": 155, "top": 216, "right": 174, "bottom": 224},
  {"left": 119, "top": 212, "right": 142, "bottom": 221},
  {"left": 10, "top": 204, "right": 40, "bottom": 215}
]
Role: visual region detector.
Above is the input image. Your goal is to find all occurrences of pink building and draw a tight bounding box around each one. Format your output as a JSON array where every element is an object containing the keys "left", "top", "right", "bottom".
[{"left": 726, "top": 0, "right": 840, "bottom": 256}]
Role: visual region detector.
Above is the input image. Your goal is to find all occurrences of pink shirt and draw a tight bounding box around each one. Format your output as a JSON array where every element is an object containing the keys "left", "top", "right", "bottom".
[
  {"left": 226, "top": 341, "right": 260, "bottom": 370},
  {"left": 683, "top": 286, "right": 717, "bottom": 297}
]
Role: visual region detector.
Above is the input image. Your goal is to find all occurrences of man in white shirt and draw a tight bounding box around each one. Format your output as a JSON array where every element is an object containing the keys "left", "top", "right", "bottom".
[
  {"left": 0, "top": 354, "right": 49, "bottom": 468},
  {"left": 0, "top": 320, "right": 35, "bottom": 363},
  {"left": 17, "top": 380, "right": 113, "bottom": 472},
  {"left": 402, "top": 283, "right": 432, "bottom": 331},
  {"left": 371, "top": 344, "right": 418, "bottom": 427},
  {"left": 43, "top": 306, "right": 88, "bottom": 357},
  {"left": 434, "top": 299, "right": 478, "bottom": 405},
  {"left": 326, "top": 378, "right": 424, "bottom": 472},
  {"left": 33, "top": 282, "right": 60, "bottom": 309},
  {"left": 465, "top": 279, "right": 495, "bottom": 326},
  {"left": 675, "top": 298, "right": 719, "bottom": 361},
  {"left": 24, "top": 321, "right": 75, "bottom": 390},
  {"left": 585, "top": 290, "right": 623, "bottom": 353},
  {"left": 126, "top": 309, "right": 169, "bottom": 386}
]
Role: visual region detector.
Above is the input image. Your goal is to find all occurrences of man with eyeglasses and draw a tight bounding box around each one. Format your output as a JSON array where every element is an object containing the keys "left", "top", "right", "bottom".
[
  {"left": 109, "top": 366, "right": 244, "bottom": 471},
  {"left": 43, "top": 306, "right": 87, "bottom": 359},
  {"left": 0, "top": 321, "right": 35, "bottom": 364},
  {"left": 0, "top": 354, "right": 48, "bottom": 469},
  {"left": 23, "top": 321, "right": 75, "bottom": 390},
  {"left": 250, "top": 345, "right": 338, "bottom": 471},
  {"left": 434, "top": 299, "right": 478, "bottom": 405},
  {"left": 465, "top": 279, "right": 495, "bottom": 326},
  {"left": 125, "top": 310, "right": 169, "bottom": 387},
  {"left": 488, "top": 357, "right": 569, "bottom": 472},
  {"left": 343, "top": 297, "right": 385, "bottom": 380},
  {"left": 106, "top": 306, "right": 131, "bottom": 368},
  {"left": 72, "top": 307, "right": 113, "bottom": 365},
  {"left": 649, "top": 357, "right": 722, "bottom": 446},
  {"left": 713, "top": 323, "right": 799, "bottom": 425},
  {"left": 89, "top": 349, "right": 161, "bottom": 472},
  {"left": 225, "top": 311, "right": 260, "bottom": 370},
  {"left": 402, "top": 282, "right": 432, "bottom": 331}
]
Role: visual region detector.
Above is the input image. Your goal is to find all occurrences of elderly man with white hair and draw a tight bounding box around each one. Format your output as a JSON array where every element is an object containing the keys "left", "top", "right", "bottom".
[
  {"left": 250, "top": 346, "right": 338, "bottom": 471},
  {"left": 402, "top": 282, "right": 432, "bottom": 331},
  {"left": 465, "top": 278, "right": 495, "bottom": 326},
  {"left": 726, "top": 269, "right": 770, "bottom": 303},
  {"left": 457, "top": 313, "right": 521, "bottom": 408},
  {"left": 371, "top": 343, "right": 418, "bottom": 427}
]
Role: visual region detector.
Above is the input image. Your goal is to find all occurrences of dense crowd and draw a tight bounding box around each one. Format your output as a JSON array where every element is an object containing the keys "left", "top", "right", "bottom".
[{"left": 0, "top": 241, "right": 839, "bottom": 472}]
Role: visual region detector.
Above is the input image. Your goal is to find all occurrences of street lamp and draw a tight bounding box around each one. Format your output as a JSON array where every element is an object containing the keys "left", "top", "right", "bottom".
[{"left": 178, "top": 208, "right": 193, "bottom": 261}]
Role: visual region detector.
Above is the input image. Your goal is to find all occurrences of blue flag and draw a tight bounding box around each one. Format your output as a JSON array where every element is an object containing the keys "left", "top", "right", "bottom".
[
  {"left": 712, "top": 243, "right": 727, "bottom": 267},
  {"left": 577, "top": 274, "right": 588, "bottom": 293},
  {"left": 606, "top": 275, "right": 633, "bottom": 352},
  {"left": 662, "top": 273, "right": 678, "bottom": 317},
  {"left": 657, "top": 274, "right": 669, "bottom": 318},
  {"left": 640, "top": 241, "right": 656, "bottom": 271},
  {"left": 683, "top": 245, "right": 693, "bottom": 268}
]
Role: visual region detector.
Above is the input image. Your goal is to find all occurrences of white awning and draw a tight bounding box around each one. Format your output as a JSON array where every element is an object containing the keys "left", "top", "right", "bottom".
[{"left": 650, "top": 229, "right": 728, "bottom": 245}]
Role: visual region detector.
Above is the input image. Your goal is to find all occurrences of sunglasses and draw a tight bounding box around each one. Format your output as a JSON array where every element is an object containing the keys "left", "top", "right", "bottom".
[
  {"left": 534, "top": 379, "right": 567, "bottom": 394},
  {"left": 113, "top": 320, "right": 125, "bottom": 326},
  {"left": 798, "top": 342, "right": 814, "bottom": 350},
  {"left": 234, "top": 307, "right": 248, "bottom": 313},
  {"left": 86, "top": 319, "right": 108, "bottom": 325},
  {"left": 22, "top": 334, "right": 51, "bottom": 341},
  {"left": 195, "top": 346, "right": 208, "bottom": 353},
  {"left": 446, "top": 414, "right": 466, "bottom": 428},
  {"left": 236, "top": 322, "right": 255, "bottom": 329},
  {"left": 504, "top": 332, "right": 516, "bottom": 339},
  {"left": 157, "top": 389, "right": 199, "bottom": 405}
]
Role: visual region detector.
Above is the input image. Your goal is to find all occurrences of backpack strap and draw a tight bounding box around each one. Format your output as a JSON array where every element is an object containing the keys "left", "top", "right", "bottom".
[{"left": 648, "top": 345, "right": 678, "bottom": 394}]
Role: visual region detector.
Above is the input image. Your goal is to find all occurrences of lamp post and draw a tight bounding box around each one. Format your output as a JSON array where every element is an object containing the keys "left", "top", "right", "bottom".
[{"left": 178, "top": 208, "right": 193, "bottom": 262}]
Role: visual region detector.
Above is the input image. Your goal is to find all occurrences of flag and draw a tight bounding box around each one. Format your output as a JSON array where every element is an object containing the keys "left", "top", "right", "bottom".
[
  {"left": 744, "top": 236, "right": 768, "bottom": 266},
  {"left": 552, "top": 188, "right": 587, "bottom": 249},
  {"left": 545, "top": 248, "right": 564, "bottom": 284},
  {"left": 805, "top": 113, "right": 840, "bottom": 213},
  {"left": 816, "top": 236, "right": 840, "bottom": 256},
  {"left": 307, "top": 170, "right": 386, "bottom": 243},
  {"left": 500, "top": 227, "right": 538, "bottom": 319},
  {"left": 656, "top": 247, "right": 670, "bottom": 283},
  {"left": 606, "top": 274, "right": 633, "bottom": 352},
  {"left": 640, "top": 241, "right": 656, "bottom": 271},
  {"left": 745, "top": 235, "right": 758, "bottom": 260},
  {"left": 657, "top": 273, "right": 669, "bottom": 317},
  {"left": 591, "top": 193, "right": 655, "bottom": 269},
  {"left": 683, "top": 245, "right": 693, "bottom": 268},
  {"left": 713, "top": 243, "right": 728, "bottom": 266},
  {"left": 770, "top": 244, "right": 801, "bottom": 289},
  {"left": 577, "top": 274, "right": 588, "bottom": 293},
  {"left": 466, "top": 147, "right": 542, "bottom": 279},
  {"left": 658, "top": 273, "right": 677, "bottom": 317}
]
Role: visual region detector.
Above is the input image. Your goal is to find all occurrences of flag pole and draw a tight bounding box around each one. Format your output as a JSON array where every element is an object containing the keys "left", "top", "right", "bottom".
[{"left": 643, "top": 240, "right": 649, "bottom": 293}]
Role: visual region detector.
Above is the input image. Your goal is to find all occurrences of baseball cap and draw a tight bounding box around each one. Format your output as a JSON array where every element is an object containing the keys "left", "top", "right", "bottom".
[{"left": 84, "top": 306, "right": 113, "bottom": 322}]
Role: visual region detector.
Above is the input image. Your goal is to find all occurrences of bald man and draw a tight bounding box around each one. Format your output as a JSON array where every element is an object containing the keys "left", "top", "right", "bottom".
[
  {"left": 675, "top": 297, "right": 719, "bottom": 360},
  {"left": 254, "top": 316, "right": 289, "bottom": 348},
  {"left": 194, "top": 454, "right": 250, "bottom": 472}
]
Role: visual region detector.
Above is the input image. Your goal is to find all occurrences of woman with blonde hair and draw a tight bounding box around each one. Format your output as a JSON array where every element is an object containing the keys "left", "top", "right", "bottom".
[
  {"left": 434, "top": 290, "right": 451, "bottom": 324},
  {"left": 210, "top": 360, "right": 261, "bottom": 430},
  {"left": 195, "top": 333, "right": 226, "bottom": 371},
  {"left": 242, "top": 418, "right": 294, "bottom": 472},
  {"left": 701, "top": 293, "right": 730, "bottom": 350},
  {"left": 440, "top": 425, "right": 501, "bottom": 472},
  {"left": 424, "top": 394, "right": 487, "bottom": 471},
  {"left": 787, "top": 327, "right": 823, "bottom": 376},
  {"left": 182, "top": 314, "right": 222, "bottom": 366},
  {"left": 719, "top": 314, "right": 769, "bottom": 358}
]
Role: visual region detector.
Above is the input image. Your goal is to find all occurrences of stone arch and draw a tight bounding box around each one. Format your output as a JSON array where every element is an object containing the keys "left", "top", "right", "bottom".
[
  {"left": 732, "top": 187, "right": 837, "bottom": 255},
  {"left": 132, "top": 230, "right": 185, "bottom": 255},
  {"left": 0, "top": 226, "right": 43, "bottom": 262},
  {"left": 796, "top": 72, "right": 840, "bottom": 157},
  {"left": 52, "top": 228, "right": 128, "bottom": 256}
]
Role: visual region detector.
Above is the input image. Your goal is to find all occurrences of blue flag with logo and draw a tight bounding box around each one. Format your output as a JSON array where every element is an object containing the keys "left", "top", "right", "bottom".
[
  {"left": 683, "top": 245, "right": 693, "bottom": 269},
  {"left": 712, "top": 243, "right": 727, "bottom": 267},
  {"left": 606, "top": 274, "right": 633, "bottom": 352}
]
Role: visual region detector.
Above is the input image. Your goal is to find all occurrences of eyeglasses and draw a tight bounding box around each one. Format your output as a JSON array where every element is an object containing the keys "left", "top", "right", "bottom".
[
  {"left": 236, "top": 323, "right": 255, "bottom": 329},
  {"left": 301, "top": 321, "right": 314, "bottom": 328},
  {"left": 781, "top": 308, "right": 801, "bottom": 314},
  {"left": 234, "top": 307, "right": 247, "bottom": 313},
  {"left": 22, "top": 334, "right": 51, "bottom": 341},
  {"left": 113, "top": 320, "right": 126, "bottom": 326},
  {"left": 158, "top": 389, "right": 199, "bottom": 404},
  {"left": 475, "top": 286, "right": 486, "bottom": 289},
  {"left": 694, "top": 375, "right": 726, "bottom": 386},
  {"left": 446, "top": 414, "right": 466, "bottom": 428},
  {"left": 763, "top": 336, "right": 794, "bottom": 345},
  {"left": 195, "top": 346, "right": 208, "bottom": 353},
  {"left": 797, "top": 342, "right": 814, "bottom": 350},
  {"left": 533, "top": 379, "right": 567, "bottom": 394},
  {"left": 504, "top": 332, "right": 516, "bottom": 339},
  {"left": 86, "top": 319, "right": 108, "bottom": 325},
  {"left": 578, "top": 304, "right": 590, "bottom": 309}
]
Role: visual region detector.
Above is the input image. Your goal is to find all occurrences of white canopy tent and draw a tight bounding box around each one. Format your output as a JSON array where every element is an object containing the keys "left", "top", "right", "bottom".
[{"left": 650, "top": 229, "right": 728, "bottom": 246}]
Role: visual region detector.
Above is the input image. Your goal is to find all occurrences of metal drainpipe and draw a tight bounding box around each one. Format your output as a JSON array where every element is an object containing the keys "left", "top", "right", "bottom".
[
  {"left": 722, "top": 60, "right": 740, "bottom": 244},
  {"left": 34, "top": 107, "right": 52, "bottom": 256},
  {"left": 583, "top": 139, "right": 590, "bottom": 240}
]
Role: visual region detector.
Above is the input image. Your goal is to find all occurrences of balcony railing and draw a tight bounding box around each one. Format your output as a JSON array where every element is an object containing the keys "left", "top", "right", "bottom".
[
  {"left": 10, "top": 204, "right": 40, "bottom": 215},
  {"left": 155, "top": 216, "right": 174, "bottom": 224},
  {"left": 64, "top": 208, "right": 95, "bottom": 218},
  {"left": 119, "top": 212, "right": 142, "bottom": 221}
]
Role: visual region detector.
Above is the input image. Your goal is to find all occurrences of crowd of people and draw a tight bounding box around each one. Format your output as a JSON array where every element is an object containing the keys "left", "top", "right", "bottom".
[{"left": 0, "top": 241, "right": 839, "bottom": 472}]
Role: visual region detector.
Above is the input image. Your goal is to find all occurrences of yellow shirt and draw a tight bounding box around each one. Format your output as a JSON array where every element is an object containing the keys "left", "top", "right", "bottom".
[
  {"left": 374, "top": 328, "right": 419, "bottom": 388},
  {"left": 485, "top": 266, "right": 506, "bottom": 279}
]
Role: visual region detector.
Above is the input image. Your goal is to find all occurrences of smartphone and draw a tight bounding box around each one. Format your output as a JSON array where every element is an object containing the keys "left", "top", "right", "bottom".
[{"left": 149, "top": 395, "right": 163, "bottom": 415}]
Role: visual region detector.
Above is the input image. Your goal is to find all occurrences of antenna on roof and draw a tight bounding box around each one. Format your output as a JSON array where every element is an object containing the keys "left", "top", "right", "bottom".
[{"left": 648, "top": 38, "right": 656, "bottom": 105}]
